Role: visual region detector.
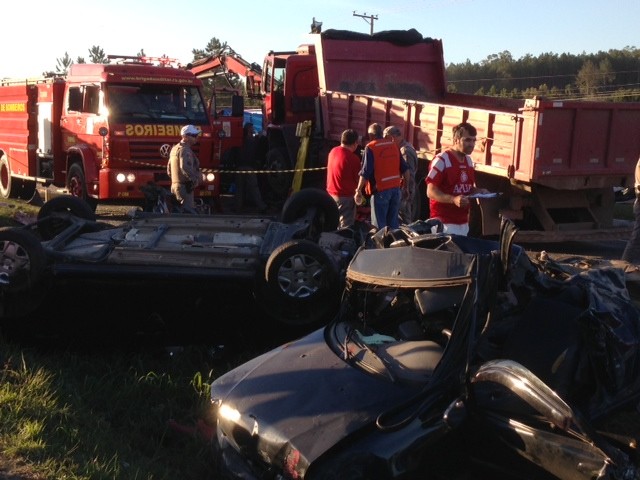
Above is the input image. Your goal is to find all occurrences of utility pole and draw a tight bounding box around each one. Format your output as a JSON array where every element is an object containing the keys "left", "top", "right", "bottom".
[{"left": 353, "top": 11, "right": 378, "bottom": 35}]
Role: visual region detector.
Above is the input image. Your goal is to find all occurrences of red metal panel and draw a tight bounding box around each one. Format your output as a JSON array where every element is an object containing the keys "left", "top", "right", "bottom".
[
  {"left": 349, "top": 95, "right": 370, "bottom": 141},
  {"left": 527, "top": 100, "right": 640, "bottom": 182},
  {"left": 487, "top": 112, "right": 519, "bottom": 173},
  {"left": 321, "top": 92, "right": 351, "bottom": 144},
  {"left": 439, "top": 105, "right": 467, "bottom": 149},
  {"left": 607, "top": 108, "right": 640, "bottom": 170},
  {"left": 315, "top": 36, "right": 446, "bottom": 101},
  {"left": 466, "top": 109, "right": 493, "bottom": 166},
  {"left": 368, "top": 97, "right": 388, "bottom": 128},
  {"left": 0, "top": 82, "right": 35, "bottom": 175},
  {"left": 386, "top": 99, "right": 407, "bottom": 133},
  {"left": 415, "top": 103, "right": 443, "bottom": 157}
]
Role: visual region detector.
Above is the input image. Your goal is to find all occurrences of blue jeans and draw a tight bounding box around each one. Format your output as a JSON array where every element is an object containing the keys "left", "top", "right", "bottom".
[{"left": 371, "top": 187, "right": 401, "bottom": 230}]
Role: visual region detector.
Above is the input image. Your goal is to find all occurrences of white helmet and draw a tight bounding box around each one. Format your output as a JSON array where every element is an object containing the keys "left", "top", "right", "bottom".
[{"left": 181, "top": 125, "right": 200, "bottom": 136}]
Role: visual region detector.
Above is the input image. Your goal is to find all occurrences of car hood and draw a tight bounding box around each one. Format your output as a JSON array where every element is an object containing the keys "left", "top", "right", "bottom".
[{"left": 211, "top": 327, "right": 422, "bottom": 473}]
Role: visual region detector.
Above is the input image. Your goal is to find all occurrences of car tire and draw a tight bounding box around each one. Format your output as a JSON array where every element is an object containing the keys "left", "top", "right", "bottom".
[
  {"left": 280, "top": 188, "right": 339, "bottom": 233},
  {"left": 258, "top": 239, "right": 339, "bottom": 327},
  {"left": 37, "top": 196, "right": 97, "bottom": 240},
  {"left": 0, "top": 227, "right": 45, "bottom": 293}
]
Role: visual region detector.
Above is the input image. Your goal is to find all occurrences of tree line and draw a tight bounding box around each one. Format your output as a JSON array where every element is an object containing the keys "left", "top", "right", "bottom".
[
  {"left": 54, "top": 40, "right": 640, "bottom": 103},
  {"left": 446, "top": 47, "right": 640, "bottom": 102},
  {"left": 52, "top": 39, "right": 253, "bottom": 105}
]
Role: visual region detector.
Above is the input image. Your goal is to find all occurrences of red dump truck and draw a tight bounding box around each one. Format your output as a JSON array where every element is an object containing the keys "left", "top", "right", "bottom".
[
  {"left": 0, "top": 56, "right": 219, "bottom": 209},
  {"left": 260, "top": 29, "right": 640, "bottom": 241}
]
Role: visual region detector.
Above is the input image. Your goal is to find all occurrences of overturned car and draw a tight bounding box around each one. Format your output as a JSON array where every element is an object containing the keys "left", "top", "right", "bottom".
[
  {"left": 0, "top": 189, "right": 357, "bottom": 327},
  {"left": 210, "top": 219, "right": 640, "bottom": 479}
]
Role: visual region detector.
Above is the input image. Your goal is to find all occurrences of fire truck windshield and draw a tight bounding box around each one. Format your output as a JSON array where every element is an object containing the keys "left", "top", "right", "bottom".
[{"left": 105, "top": 84, "right": 208, "bottom": 124}]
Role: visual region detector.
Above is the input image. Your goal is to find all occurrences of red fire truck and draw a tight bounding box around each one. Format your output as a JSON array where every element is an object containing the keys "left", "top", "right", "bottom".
[{"left": 0, "top": 56, "right": 219, "bottom": 209}]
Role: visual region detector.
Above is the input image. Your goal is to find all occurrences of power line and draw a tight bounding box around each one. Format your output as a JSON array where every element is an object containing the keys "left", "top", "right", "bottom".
[
  {"left": 353, "top": 11, "right": 378, "bottom": 35},
  {"left": 449, "top": 70, "right": 640, "bottom": 85}
]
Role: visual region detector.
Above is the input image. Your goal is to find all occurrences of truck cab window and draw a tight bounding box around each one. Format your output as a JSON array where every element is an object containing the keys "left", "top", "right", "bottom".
[
  {"left": 262, "top": 60, "right": 273, "bottom": 96},
  {"left": 273, "top": 66, "right": 285, "bottom": 92},
  {"left": 67, "top": 85, "right": 101, "bottom": 114},
  {"left": 272, "top": 65, "right": 286, "bottom": 123},
  {"left": 84, "top": 86, "right": 100, "bottom": 114},
  {"left": 67, "top": 87, "right": 83, "bottom": 112}
]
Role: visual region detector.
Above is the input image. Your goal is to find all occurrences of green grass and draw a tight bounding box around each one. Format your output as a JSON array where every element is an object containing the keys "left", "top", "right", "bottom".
[
  {"left": 0, "top": 339, "right": 226, "bottom": 479},
  {"left": 0, "top": 199, "right": 40, "bottom": 228}
]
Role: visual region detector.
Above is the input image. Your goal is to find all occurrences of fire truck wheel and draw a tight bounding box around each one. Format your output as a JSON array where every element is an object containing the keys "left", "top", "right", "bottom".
[
  {"left": 0, "top": 227, "right": 46, "bottom": 294},
  {"left": 280, "top": 188, "right": 340, "bottom": 234},
  {"left": 67, "top": 163, "right": 98, "bottom": 211},
  {"left": 258, "top": 239, "right": 339, "bottom": 327},
  {"left": 0, "top": 154, "right": 19, "bottom": 199},
  {"left": 37, "top": 196, "right": 97, "bottom": 240}
]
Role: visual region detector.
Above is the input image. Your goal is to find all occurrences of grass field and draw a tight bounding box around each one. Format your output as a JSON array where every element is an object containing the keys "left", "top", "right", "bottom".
[{"left": 0, "top": 340, "right": 221, "bottom": 479}]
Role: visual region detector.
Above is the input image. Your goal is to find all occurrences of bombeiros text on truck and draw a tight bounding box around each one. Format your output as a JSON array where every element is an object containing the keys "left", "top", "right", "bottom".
[{"left": 0, "top": 55, "right": 219, "bottom": 210}]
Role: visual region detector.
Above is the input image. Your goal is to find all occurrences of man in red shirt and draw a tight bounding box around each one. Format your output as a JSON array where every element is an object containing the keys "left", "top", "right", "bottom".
[
  {"left": 326, "top": 129, "right": 361, "bottom": 228},
  {"left": 426, "top": 122, "right": 489, "bottom": 236}
]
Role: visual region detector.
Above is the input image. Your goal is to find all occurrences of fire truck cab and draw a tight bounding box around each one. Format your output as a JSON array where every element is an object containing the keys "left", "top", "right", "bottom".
[{"left": 0, "top": 57, "right": 218, "bottom": 208}]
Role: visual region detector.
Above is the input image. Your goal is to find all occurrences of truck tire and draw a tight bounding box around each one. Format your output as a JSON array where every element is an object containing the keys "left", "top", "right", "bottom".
[
  {"left": 37, "top": 196, "right": 96, "bottom": 240},
  {"left": 280, "top": 188, "right": 339, "bottom": 233},
  {"left": 20, "top": 180, "right": 37, "bottom": 201},
  {"left": 0, "top": 154, "right": 19, "bottom": 199},
  {"left": 265, "top": 147, "right": 293, "bottom": 203},
  {"left": 0, "top": 227, "right": 45, "bottom": 293},
  {"left": 67, "top": 163, "right": 98, "bottom": 211},
  {"left": 258, "top": 239, "right": 340, "bottom": 327}
]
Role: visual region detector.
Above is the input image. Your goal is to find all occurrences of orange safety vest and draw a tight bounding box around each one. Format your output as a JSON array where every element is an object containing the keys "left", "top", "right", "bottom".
[{"left": 364, "top": 139, "right": 402, "bottom": 195}]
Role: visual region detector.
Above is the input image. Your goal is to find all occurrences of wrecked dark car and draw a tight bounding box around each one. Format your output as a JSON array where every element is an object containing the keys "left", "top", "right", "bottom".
[
  {"left": 210, "top": 219, "right": 640, "bottom": 480},
  {"left": 0, "top": 189, "right": 357, "bottom": 327}
]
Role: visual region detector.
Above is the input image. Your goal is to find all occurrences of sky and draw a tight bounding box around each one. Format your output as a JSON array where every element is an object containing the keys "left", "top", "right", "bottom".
[{"left": 2, "top": 0, "right": 639, "bottom": 79}]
